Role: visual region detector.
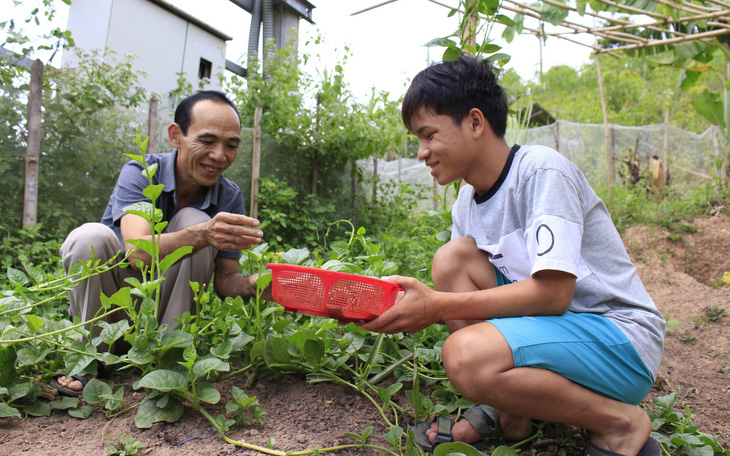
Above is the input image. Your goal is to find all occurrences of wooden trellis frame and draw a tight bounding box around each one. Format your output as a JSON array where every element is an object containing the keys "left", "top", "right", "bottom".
[{"left": 357, "top": 0, "right": 730, "bottom": 198}]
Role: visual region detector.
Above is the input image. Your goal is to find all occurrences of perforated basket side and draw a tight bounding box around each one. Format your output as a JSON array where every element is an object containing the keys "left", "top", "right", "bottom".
[
  {"left": 271, "top": 267, "right": 328, "bottom": 315},
  {"left": 268, "top": 263, "right": 401, "bottom": 319},
  {"left": 328, "top": 278, "right": 391, "bottom": 319}
]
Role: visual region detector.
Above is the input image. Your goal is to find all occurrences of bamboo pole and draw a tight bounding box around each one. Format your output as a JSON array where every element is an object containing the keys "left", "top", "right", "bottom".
[
  {"left": 250, "top": 107, "right": 262, "bottom": 219},
  {"left": 720, "top": 58, "right": 730, "bottom": 186},
  {"left": 23, "top": 59, "right": 43, "bottom": 229},
  {"left": 595, "top": 28, "right": 730, "bottom": 53},
  {"left": 663, "top": 109, "right": 670, "bottom": 181},
  {"left": 504, "top": 0, "right": 726, "bottom": 49},
  {"left": 312, "top": 93, "right": 320, "bottom": 195},
  {"left": 464, "top": 0, "right": 478, "bottom": 55},
  {"left": 148, "top": 96, "right": 159, "bottom": 155},
  {"left": 595, "top": 53, "right": 613, "bottom": 204}
]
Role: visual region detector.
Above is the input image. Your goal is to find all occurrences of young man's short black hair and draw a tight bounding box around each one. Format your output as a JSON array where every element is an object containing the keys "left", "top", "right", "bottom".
[
  {"left": 401, "top": 56, "right": 508, "bottom": 137},
  {"left": 174, "top": 90, "right": 240, "bottom": 136}
]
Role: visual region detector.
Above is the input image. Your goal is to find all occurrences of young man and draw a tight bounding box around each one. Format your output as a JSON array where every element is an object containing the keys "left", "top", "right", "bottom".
[
  {"left": 55, "top": 91, "right": 266, "bottom": 394},
  {"left": 361, "top": 57, "right": 665, "bottom": 456}
]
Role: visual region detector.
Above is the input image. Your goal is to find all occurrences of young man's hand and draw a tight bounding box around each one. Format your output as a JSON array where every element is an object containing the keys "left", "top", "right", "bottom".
[{"left": 360, "top": 276, "right": 439, "bottom": 334}]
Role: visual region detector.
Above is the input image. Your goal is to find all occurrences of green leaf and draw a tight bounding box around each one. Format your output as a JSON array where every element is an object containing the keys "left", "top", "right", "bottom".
[
  {"left": 492, "top": 445, "right": 520, "bottom": 456},
  {"left": 303, "top": 337, "right": 325, "bottom": 366},
  {"left": 125, "top": 238, "right": 155, "bottom": 257},
  {"left": 161, "top": 330, "right": 193, "bottom": 349},
  {"left": 480, "top": 43, "right": 502, "bottom": 54},
  {"left": 250, "top": 340, "right": 265, "bottom": 361},
  {"left": 495, "top": 14, "right": 515, "bottom": 26},
  {"left": 384, "top": 426, "right": 405, "bottom": 446},
  {"left": 123, "top": 202, "right": 154, "bottom": 221},
  {"left": 282, "top": 247, "right": 310, "bottom": 265},
  {"left": 142, "top": 163, "right": 159, "bottom": 179},
  {"left": 691, "top": 90, "right": 725, "bottom": 128},
  {"left": 197, "top": 384, "right": 221, "bottom": 404},
  {"left": 488, "top": 53, "right": 512, "bottom": 64},
  {"left": 123, "top": 153, "right": 145, "bottom": 164},
  {"left": 17, "top": 346, "right": 49, "bottom": 366},
  {"left": 50, "top": 396, "right": 80, "bottom": 410},
  {"left": 0, "top": 403, "right": 21, "bottom": 418},
  {"left": 652, "top": 393, "right": 677, "bottom": 418},
  {"left": 432, "top": 441, "right": 494, "bottom": 456},
  {"left": 501, "top": 26, "right": 515, "bottom": 44},
  {"left": 99, "top": 320, "right": 130, "bottom": 346},
  {"left": 134, "top": 394, "right": 184, "bottom": 428},
  {"left": 442, "top": 47, "right": 462, "bottom": 62},
  {"left": 138, "top": 369, "right": 188, "bottom": 392},
  {"left": 7, "top": 267, "right": 28, "bottom": 286},
  {"left": 8, "top": 382, "right": 34, "bottom": 402},
  {"left": 23, "top": 401, "right": 52, "bottom": 417},
  {"left": 256, "top": 273, "right": 273, "bottom": 293},
  {"left": 128, "top": 345, "right": 155, "bottom": 364},
  {"left": 540, "top": 3, "right": 569, "bottom": 26},
  {"left": 63, "top": 345, "right": 96, "bottom": 378},
  {"left": 645, "top": 51, "right": 675, "bottom": 66},
  {"left": 192, "top": 357, "right": 229, "bottom": 378},
  {"left": 230, "top": 331, "right": 255, "bottom": 352},
  {"left": 82, "top": 378, "right": 112, "bottom": 404},
  {"left": 680, "top": 71, "right": 701, "bottom": 90},
  {"left": 23, "top": 314, "right": 45, "bottom": 332},
  {"left": 159, "top": 246, "right": 193, "bottom": 271},
  {"left": 23, "top": 263, "right": 45, "bottom": 284},
  {"left": 264, "top": 334, "right": 291, "bottom": 366},
  {"left": 210, "top": 339, "right": 233, "bottom": 358},
  {"left": 142, "top": 184, "right": 164, "bottom": 203},
  {"left": 68, "top": 405, "right": 94, "bottom": 419}
]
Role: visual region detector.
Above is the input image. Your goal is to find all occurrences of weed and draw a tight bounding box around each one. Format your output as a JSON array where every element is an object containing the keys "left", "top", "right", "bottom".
[
  {"left": 665, "top": 317, "right": 680, "bottom": 333},
  {"left": 105, "top": 435, "right": 144, "bottom": 456},
  {"left": 693, "top": 305, "right": 727, "bottom": 326},
  {"left": 646, "top": 393, "right": 728, "bottom": 455},
  {"left": 713, "top": 271, "right": 730, "bottom": 289}
]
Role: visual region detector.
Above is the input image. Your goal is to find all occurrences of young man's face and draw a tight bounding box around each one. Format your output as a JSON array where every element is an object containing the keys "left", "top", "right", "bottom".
[
  {"left": 170, "top": 99, "right": 241, "bottom": 191},
  {"left": 410, "top": 106, "right": 476, "bottom": 186}
]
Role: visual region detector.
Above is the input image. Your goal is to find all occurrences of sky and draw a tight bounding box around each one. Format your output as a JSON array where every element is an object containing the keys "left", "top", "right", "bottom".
[
  {"left": 166, "top": 0, "right": 597, "bottom": 101},
  {"left": 2, "top": 0, "right": 596, "bottom": 102}
]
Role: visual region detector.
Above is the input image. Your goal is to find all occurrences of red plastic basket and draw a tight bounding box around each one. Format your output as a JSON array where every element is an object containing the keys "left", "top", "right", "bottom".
[{"left": 267, "top": 263, "right": 401, "bottom": 320}]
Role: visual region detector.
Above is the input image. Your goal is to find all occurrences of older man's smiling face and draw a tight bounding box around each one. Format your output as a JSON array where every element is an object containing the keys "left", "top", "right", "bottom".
[{"left": 172, "top": 99, "right": 241, "bottom": 192}]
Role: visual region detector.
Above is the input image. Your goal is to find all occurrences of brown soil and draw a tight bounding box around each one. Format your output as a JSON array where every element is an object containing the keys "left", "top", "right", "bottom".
[{"left": 1, "top": 214, "right": 729, "bottom": 456}]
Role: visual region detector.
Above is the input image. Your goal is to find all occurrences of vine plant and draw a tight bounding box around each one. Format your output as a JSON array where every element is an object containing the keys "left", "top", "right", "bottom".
[{"left": 1, "top": 137, "right": 728, "bottom": 456}]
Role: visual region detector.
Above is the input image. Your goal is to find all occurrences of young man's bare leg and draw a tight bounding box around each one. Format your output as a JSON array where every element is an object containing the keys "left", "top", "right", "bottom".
[
  {"left": 427, "top": 237, "right": 534, "bottom": 441},
  {"left": 439, "top": 322, "right": 652, "bottom": 456},
  {"left": 427, "top": 238, "right": 652, "bottom": 453}
]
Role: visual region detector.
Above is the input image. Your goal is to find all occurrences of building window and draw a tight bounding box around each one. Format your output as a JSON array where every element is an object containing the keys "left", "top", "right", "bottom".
[{"left": 198, "top": 58, "right": 212, "bottom": 80}]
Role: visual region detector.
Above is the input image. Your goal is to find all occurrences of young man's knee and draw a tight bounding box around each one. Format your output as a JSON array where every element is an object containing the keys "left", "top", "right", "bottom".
[{"left": 433, "top": 237, "right": 488, "bottom": 278}]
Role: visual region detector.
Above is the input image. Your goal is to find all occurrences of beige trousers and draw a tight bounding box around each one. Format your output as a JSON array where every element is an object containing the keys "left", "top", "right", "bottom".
[{"left": 61, "top": 208, "right": 216, "bottom": 350}]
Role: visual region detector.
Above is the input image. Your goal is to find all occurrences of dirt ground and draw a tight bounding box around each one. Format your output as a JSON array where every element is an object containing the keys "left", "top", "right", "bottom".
[{"left": 1, "top": 214, "right": 729, "bottom": 456}]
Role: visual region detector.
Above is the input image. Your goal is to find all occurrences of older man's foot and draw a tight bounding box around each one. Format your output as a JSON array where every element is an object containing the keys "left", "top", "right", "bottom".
[{"left": 50, "top": 374, "right": 89, "bottom": 396}]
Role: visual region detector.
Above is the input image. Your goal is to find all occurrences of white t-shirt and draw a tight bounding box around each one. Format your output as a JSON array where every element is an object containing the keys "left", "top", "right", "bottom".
[{"left": 451, "top": 144, "right": 665, "bottom": 378}]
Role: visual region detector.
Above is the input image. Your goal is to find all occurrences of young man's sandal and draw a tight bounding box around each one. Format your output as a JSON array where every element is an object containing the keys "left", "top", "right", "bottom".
[
  {"left": 582, "top": 436, "right": 662, "bottom": 456},
  {"left": 414, "top": 404, "right": 502, "bottom": 452}
]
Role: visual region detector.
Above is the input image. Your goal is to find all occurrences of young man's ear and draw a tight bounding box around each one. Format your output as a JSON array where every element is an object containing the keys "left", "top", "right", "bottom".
[
  {"left": 468, "top": 108, "right": 487, "bottom": 136},
  {"left": 168, "top": 123, "right": 183, "bottom": 148}
]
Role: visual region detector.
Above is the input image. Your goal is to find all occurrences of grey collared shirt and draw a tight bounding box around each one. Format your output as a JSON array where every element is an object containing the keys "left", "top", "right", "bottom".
[{"left": 100, "top": 150, "right": 246, "bottom": 259}]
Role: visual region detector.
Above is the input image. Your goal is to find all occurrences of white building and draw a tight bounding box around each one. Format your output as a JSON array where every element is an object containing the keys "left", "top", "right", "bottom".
[{"left": 63, "top": 0, "right": 234, "bottom": 104}]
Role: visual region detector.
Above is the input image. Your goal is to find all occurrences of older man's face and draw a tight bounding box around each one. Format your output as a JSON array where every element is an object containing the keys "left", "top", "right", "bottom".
[{"left": 172, "top": 99, "right": 241, "bottom": 191}]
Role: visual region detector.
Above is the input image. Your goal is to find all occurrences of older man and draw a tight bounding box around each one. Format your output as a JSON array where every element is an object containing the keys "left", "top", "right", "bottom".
[{"left": 54, "top": 91, "right": 264, "bottom": 394}]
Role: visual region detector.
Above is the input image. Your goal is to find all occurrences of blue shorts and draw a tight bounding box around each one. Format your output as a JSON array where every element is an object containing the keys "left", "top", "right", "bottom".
[{"left": 489, "top": 269, "right": 654, "bottom": 405}]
